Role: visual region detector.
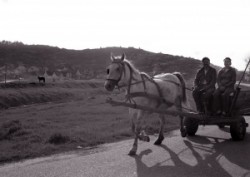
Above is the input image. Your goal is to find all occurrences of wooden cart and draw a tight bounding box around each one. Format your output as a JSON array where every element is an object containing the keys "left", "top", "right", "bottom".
[{"left": 106, "top": 87, "right": 250, "bottom": 141}]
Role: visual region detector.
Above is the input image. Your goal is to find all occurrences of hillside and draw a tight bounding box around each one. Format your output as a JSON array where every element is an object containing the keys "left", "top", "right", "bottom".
[{"left": 0, "top": 40, "right": 223, "bottom": 82}]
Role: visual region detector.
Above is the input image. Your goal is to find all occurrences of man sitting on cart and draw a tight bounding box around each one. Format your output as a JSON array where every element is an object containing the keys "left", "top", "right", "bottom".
[
  {"left": 193, "top": 57, "right": 217, "bottom": 114},
  {"left": 213, "top": 57, "right": 237, "bottom": 116}
]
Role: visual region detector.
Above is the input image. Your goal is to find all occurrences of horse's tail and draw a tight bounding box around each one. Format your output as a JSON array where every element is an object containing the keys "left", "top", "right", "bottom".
[{"left": 173, "top": 72, "right": 187, "bottom": 103}]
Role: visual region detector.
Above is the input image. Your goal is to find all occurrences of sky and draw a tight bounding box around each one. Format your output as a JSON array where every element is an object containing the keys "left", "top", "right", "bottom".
[{"left": 1, "top": 0, "right": 250, "bottom": 70}]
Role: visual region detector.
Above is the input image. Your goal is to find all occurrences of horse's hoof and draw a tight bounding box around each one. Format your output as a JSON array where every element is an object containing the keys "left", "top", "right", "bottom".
[
  {"left": 180, "top": 128, "right": 187, "bottom": 137},
  {"left": 154, "top": 136, "right": 164, "bottom": 145},
  {"left": 154, "top": 139, "right": 162, "bottom": 145},
  {"left": 128, "top": 150, "right": 136, "bottom": 156}
]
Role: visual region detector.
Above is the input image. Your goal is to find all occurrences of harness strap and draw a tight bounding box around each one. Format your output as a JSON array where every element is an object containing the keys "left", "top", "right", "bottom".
[
  {"left": 129, "top": 73, "right": 166, "bottom": 108},
  {"left": 140, "top": 73, "right": 147, "bottom": 92},
  {"left": 126, "top": 63, "right": 134, "bottom": 97},
  {"left": 127, "top": 92, "right": 173, "bottom": 107},
  {"left": 149, "top": 78, "right": 165, "bottom": 107},
  {"left": 108, "top": 60, "right": 193, "bottom": 111}
]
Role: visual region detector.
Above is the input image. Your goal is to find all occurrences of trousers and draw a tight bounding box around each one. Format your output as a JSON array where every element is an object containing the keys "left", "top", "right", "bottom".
[
  {"left": 193, "top": 87, "right": 214, "bottom": 112},
  {"left": 212, "top": 87, "right": 234, "bottom": 113}
]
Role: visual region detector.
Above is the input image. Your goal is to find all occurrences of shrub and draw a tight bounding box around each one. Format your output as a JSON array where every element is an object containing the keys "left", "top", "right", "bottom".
[
  {"left": 0, "top": 120, "right": 22, "bottom": 140},
  {"left": 47, "top": 133, "right": 70, "bottom": 145}
]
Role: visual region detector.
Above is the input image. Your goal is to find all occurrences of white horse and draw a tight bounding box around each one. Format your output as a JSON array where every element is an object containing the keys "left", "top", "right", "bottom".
[{"left": 104, "top": 53, "right": 189, "bottom": 155}]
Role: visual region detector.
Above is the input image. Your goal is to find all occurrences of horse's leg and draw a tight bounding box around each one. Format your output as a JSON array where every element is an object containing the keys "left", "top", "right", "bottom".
[
  {"left": 137, "top": 113, "right": 150, "bottom": 142},
  {"left": 180, "top": 115, "right": 186, "bottom": 137},
  {"left": 128, "top": 109, "right": 143, "bottom": 156},
  {"left": 154, "top": 114, "right": 165, "bottom": 145},
  {"left": 128, "top": 109, "right": 138, "bottom": 156},
  {"left": 175, "top": 98, "right": 187, "bottom": 137}
]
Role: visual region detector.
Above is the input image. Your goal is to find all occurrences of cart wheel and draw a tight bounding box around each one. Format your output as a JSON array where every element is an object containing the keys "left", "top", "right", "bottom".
[
  {"left": 230, "top": 116, "right": 246, "bottom": 141},
  {"left": 184, "top": 117, "right": 199, "bottom": 136}
]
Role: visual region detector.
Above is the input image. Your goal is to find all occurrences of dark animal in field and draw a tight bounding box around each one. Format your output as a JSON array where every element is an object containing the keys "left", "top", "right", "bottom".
[{"left": 38, "top": 76, "right": 45, "bottom": 83}]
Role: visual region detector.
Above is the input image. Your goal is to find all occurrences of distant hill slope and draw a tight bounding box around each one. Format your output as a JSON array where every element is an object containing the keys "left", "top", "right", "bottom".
[{"left": 0, "top": 40, "right": 225, "bottom": 81}]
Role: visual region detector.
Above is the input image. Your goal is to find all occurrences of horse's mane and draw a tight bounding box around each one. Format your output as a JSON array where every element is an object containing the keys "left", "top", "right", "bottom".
[
  {"left": 123, "top": 59, "right": 138, "bottom": 72},
  {"left": 123, "top": 59, "right": 151, "bottom": 79}
]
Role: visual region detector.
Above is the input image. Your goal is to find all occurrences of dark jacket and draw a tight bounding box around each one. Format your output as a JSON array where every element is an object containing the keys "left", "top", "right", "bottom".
[
  {"left": 217, "top": 67, "right": 236, "bottom": 89},
  {"left": 194, "top": 66, "right": 217, "bottom": 90}
]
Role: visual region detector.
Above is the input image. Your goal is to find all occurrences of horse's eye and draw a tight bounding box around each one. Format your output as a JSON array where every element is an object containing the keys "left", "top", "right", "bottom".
[{"left": 107, "top": 69, "right": 109, "bottom": 74}]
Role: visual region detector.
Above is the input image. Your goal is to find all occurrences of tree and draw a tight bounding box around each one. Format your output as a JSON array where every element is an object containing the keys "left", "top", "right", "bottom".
[
  {"left": 27, "top": 66, "right": 40, "bottom": 75},
  {"left": 76, "top": 70, "right": 81, "bottom": 80},
  {"left": 14, "top": 65, "right": 27, "bottom": 78}
]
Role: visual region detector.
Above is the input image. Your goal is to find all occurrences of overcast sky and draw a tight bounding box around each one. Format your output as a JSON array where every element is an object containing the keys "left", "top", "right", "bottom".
[{"left": 1, "top": 0, "right": 250, "bottom": 70}]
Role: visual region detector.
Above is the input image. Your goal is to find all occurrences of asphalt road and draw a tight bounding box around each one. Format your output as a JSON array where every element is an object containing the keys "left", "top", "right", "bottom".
[{"left": 0, "top": 118, "right": 250, "bottom": 177}]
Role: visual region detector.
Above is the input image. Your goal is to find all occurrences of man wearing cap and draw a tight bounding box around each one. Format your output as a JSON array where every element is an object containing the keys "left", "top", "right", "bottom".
[
  {"left": 193, "top": 57, "right": 217, "bottom": 114},
  {"left": 213, "top": 57, "right": 236, "bottom": 116}
]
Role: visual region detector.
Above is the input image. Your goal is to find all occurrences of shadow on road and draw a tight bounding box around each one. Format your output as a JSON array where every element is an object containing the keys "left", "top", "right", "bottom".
[
  {"left": 189, "top": 132, "right": 250, "bottom": 170},
  {"left": 134, "top": 133, "right": 250, "bottom": 177}
]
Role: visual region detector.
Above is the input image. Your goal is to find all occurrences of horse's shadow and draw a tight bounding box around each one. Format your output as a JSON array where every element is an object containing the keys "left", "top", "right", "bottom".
[{"left": 133, "top": 133, "right": 250, "bottom": 177}]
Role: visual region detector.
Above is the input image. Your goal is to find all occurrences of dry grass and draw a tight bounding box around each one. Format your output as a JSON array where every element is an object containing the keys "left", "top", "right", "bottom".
[{"left": 0, "top": 79, "right": 190, "bottom": 164}]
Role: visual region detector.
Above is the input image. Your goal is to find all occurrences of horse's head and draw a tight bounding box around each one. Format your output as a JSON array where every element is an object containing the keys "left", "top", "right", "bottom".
[{"left": 104, "top": 53, "right": 126, "bottom": 91}]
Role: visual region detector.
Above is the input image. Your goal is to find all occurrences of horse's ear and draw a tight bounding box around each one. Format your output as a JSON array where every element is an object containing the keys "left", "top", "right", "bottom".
[
  {"left": 110, "top": 53, "right": 115, "bottom": 61},
  {"left": 121, "top": 53, "right": 126, "bottom": 61}
]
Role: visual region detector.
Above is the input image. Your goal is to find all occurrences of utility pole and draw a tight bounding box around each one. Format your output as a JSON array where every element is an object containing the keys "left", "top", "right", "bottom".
[{"left": 4, "top": 64, "right": 7, "bottom": 85}]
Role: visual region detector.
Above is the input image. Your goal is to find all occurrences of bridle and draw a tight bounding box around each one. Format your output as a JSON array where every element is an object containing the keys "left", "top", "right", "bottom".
[
  {"left": 106, "top": 61, "right": 126, "bottom": 88},
  {"left": 106, "top": 60, "right": 145, "bottom": 92}
]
